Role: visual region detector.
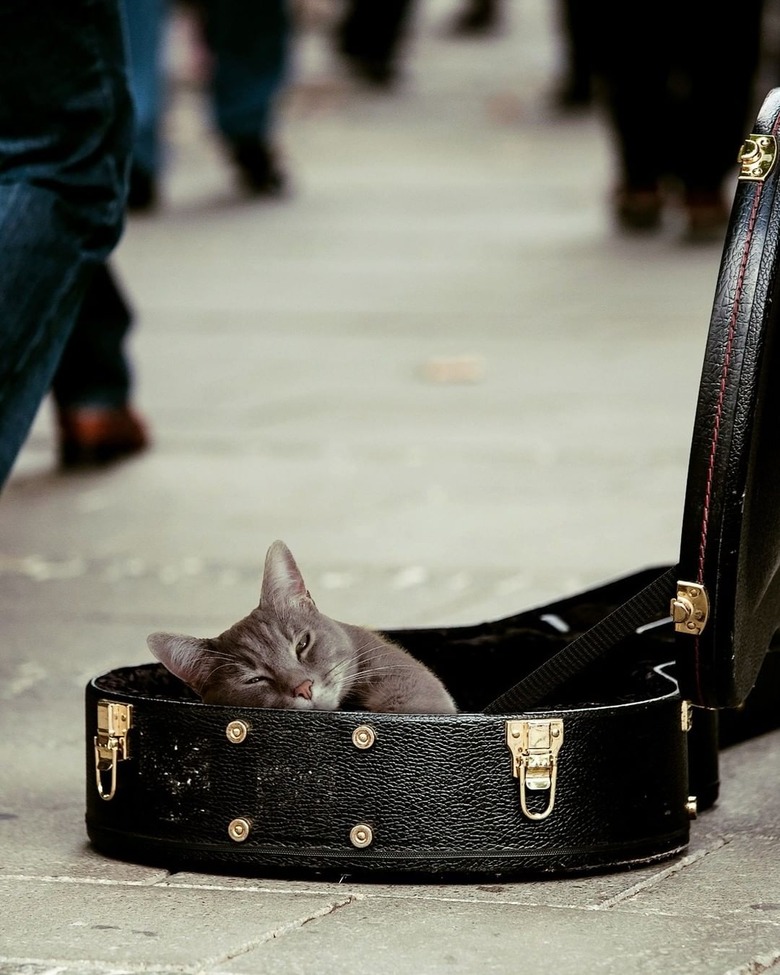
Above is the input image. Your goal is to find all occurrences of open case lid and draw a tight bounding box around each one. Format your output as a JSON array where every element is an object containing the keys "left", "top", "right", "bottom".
[{"left": 677, "top": 87, "right": 780, "bottom": 709}]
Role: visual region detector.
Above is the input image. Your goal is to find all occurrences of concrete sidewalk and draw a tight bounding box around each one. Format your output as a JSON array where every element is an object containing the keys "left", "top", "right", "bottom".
[{"left": 2, "top": 1, "right": 779, "bottom": 972}]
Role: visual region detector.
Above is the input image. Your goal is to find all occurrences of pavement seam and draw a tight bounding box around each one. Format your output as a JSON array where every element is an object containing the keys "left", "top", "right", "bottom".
[
  {"left": 0, "top": 897, "right": 361, "bottom": 975},
  {"left": 205, "top": 893, "right": 362, "bottom": 971},
  {"left": 0, "top": 960, "right": 187, "bottom": 975},
  {"left": 592, "top": 836, "right": 731, "bottom": 910},
  {"left": 0, "top": 874, "right": 171, "bottom": 887}
]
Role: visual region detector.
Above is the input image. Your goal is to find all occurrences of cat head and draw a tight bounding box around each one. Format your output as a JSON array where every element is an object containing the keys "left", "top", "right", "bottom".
[{"left": 147, "top": 540, "right": 355, "bottom": 709}]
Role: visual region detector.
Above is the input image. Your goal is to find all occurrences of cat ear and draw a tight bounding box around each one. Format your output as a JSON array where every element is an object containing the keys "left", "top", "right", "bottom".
[
  {"left": 260, "top": 539, "right": 314, "bottom": 610},
  {"left": 147, "top": 631, "right": 213, "bottom": 694}
]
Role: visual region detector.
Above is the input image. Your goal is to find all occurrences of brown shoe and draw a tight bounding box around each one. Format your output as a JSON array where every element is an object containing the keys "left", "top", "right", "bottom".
[
  {"left": 684, "top": 191, "right": 729, "bottom": 245},
  {"left": 614, "top": 187, "right": 664, "bottom": 232},
  {"left": 57, "top": 405, "right": 150, "bottom": 469}
]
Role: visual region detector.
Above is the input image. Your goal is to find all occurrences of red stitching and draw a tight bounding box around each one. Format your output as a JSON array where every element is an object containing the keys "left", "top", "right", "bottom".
[
  {"left": 696, "top": 190, "right": 762, "bottom": 582},
  {"left": 692, "top": 117, "right": 780, "bottom": 700}
]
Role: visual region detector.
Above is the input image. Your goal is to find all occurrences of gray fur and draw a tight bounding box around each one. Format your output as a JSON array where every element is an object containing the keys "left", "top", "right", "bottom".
[{"left": 147, "top": 540, "right": 457, "bottom": 714}]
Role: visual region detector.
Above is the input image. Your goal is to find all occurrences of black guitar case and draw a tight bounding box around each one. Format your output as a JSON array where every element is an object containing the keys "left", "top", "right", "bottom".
[{"left": 85, "top": 88, "right": 780, "bottom": 879}]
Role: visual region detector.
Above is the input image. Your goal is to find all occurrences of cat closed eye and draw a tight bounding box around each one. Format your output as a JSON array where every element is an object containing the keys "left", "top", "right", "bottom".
[{"left": 245, "top": 675, "right": 270, "bottom": 685}]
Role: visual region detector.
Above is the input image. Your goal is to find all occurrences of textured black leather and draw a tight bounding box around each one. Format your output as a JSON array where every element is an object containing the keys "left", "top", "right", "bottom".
[
  {"left": 86, "top": 676, "right": 689, "bottom": 876},
  {"left": 86, "top": 572, "right": 695, "bottom": 878},
  {"left": 677, "top": 87, "right": 780, "bottom": 708}
]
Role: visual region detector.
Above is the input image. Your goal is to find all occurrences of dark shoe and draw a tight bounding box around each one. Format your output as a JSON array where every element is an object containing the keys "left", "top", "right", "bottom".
[
  {"left": 450, "top": 0, "right": 499, "bottom": 34},
  {"left": 614, "top": 186, "right": 663, "bottom": 232},
  {"left": 683, "top": 191, "right": 728, "bottom": 244},
  {"left": 57, "top": 405, "right": 150, "bottom": 469},
  {"left": 230, "top": 139, "right": 287, "bottom": 197},
  {"left": 127, "top": 165, "right": 157, "bottom": 213},
  {"left": 342, "top": 53, "right": 398, "bottom": 88}
]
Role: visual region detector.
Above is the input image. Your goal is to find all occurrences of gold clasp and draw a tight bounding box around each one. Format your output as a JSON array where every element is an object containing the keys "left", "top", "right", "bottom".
[
  {"left": 738, "top": 134, "right": 777, "bottom": 181},
  {"left": 671, "top": 582, "right": 709, "bottom": 636},
  {"left": 94, "top": 700, "right": 133, "bottom": 801},
  {"left": 505, "top": 719, "right": 564, "bottom": 821}
]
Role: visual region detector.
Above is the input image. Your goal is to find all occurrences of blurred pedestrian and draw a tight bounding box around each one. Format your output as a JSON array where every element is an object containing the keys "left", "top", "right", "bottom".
[
  {"left": 52, "top": 264, "right": 149, "bottom": 469},
  {"left": 447, "top": 0, "right": 594, "bottom": 111},
  {"left": 0, "top": 0, "right": 133, "bottom": 490},
  {"left": 124, "top": 0, "right": 293, "bottom": 210},
  {"left": 335, "top": 0, "right": 417, "bottom": 88},
  {"left": 553, "top": 0, "right": 593, "bottom": 110},
  {"left": 589, "top": 0, "right": 765, "bottom": 242},
  {"left": 449, "top": 0, "right": 500, "bottom": 35}
]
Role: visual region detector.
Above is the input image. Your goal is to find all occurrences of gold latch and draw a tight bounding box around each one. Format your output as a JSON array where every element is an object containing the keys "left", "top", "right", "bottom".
[
  {"left": 94, "top": 700, "right": 133, "bottom": 801},
  {"left": 738, "top": 134, "right": 777, "bottom": 181},
  {"left": 505, "top": 719, "right": 564, "bottom": 821},
  {"left": 681, "top": 700, "right": 694, "bottom": 732},
  {"left": 671, "top": 582, "right": 709, "bottom": 636}
]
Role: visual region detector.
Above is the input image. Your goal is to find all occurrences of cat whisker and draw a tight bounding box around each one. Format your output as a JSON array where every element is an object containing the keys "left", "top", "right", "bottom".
[
  {"left": 201, "top": 650, "right": 237, "bottom": 663},
  {"left": 352, "top": 665, "right": 426, "bottom": 680},
  {"left": 330, "top": 644, "right": 400, "bottom": 668}
]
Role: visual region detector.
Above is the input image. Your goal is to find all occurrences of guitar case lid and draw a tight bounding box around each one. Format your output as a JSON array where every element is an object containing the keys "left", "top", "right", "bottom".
[{"left": 676, "top": 87, "right": 780, "bottom": 709}]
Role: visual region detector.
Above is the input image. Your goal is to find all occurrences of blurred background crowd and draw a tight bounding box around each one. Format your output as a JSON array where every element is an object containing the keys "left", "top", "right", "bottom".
[{"left": 2, "top": 0, "right": 779, "bottom": 485}]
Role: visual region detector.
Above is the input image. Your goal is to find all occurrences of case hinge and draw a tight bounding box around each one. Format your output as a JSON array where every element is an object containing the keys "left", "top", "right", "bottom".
[
  {"left": 94, "top": 700, "right": 133, "bottom": 801},
  {"left": 738, "top": 134, "right": 777, "bottom": 181},
  {"left": 505, "top": 719, "right": 564, "bottom": 821},
  {"left": 671, "top": 582, "right": 709, "bottom": 636}
]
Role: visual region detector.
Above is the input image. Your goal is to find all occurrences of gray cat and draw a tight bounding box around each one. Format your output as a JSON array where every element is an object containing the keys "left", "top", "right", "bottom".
[{"left": 147, "top": 540, "right": 457, "bottom": 714}]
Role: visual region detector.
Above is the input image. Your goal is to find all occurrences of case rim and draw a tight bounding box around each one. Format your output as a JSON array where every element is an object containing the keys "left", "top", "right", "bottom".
[{"left": 677, "top": 87, "right": 780, "bottom": 708}]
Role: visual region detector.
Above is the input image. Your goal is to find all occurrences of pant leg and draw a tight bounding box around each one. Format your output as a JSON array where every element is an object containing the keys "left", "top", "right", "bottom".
[
  {"left": 122, "top": 0, "right": 168, "bottom": 177},
  {"left": 591, "top": 0, "right": 764, "bottom": 194},
  {"left": 557, "top": 0, "right": 593, "bottom": 101},
  {"left": 670, "top": 0, "right": 764, "bottom": 196},
  {"left": 199, "top": 0, "right": 291, "bottom": 143},
  {"left": 337, "top": 0, "right": 417, "bottom": 66},
  {"left": 51, "top": 263, "right": 134, "bottom": 410},
  {"left": 0, "top": 0, "right": 133, "bottom": 488},
  {"left": 588, "top": 0, "right": 672, "bottom": 189}
]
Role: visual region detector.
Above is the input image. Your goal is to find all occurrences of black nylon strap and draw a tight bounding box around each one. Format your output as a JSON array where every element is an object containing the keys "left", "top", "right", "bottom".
[{"left": 483, "top": 565, "right": 679, "bottom": 714}]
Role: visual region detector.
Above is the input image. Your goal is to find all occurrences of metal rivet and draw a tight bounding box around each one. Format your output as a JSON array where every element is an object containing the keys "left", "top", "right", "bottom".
[
  {"left": 226, "top": 719, "right": 249, "bottom": 744},
  {"left": 228, "top": 817, "right": 251, "bottom": 842},
  {"left": 349, "top": 823, "right": 374, "bottom": 848},
  {"left": 352, "top": 724, "right": 376, "bottom": 749},
  {"left": 686, "top": 796, "right": 698, "bottom": 820}
]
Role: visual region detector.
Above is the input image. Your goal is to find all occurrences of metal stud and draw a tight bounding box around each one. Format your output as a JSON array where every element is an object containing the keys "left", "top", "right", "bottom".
[
  {"left": 226, "top": 719, "right": 249, "bottom": 744},
  {"left": 351, "top": 724, "right": 376, "bottom": 750},
  {"left": 349, "top": 823, "right": 374, "bottom": 848},
  {"left": 228, "top": 817, "right": 252, "bottom": 842},
  {"left": 686, "top": 796, "right": 698, "bottom": 820}
]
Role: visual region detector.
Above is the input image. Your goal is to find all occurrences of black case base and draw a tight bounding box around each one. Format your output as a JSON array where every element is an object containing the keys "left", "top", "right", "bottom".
[{"left": 87, "top": 569, "right": 697, "bottom": 879}]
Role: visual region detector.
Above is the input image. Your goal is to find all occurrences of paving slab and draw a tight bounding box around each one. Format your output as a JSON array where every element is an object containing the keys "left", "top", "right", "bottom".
[
  {"left": 210, "top": 896, "right": 780, "bottom": 975},
  {"left": 0, "top": 880, "right": 354, "bottom": 969}
]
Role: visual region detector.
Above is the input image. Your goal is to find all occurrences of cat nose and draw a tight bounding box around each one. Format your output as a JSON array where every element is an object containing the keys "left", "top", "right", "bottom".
[{"left": 292, "top": 679, "right": 313, "bottom": 700}]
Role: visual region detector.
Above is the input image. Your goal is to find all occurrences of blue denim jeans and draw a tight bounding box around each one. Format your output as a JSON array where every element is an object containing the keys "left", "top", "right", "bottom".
[
  {"left": 122, "top": 0, "right": 165, "bottom": 177},
  {"left": 0, "top": 0, "right": 133, "bottom": 488},
  {"left": 122, "top": 0, "right": 290, "bottom": 177}
]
